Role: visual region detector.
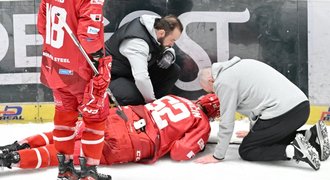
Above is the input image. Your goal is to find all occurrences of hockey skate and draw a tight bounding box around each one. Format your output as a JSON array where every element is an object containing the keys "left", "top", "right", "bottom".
[
  {"left": 0, "top": 141, "right": 30, "bottom": 154},
  {"left": 0, "top": 151, "right": 20, "bottom": 169},
  {"left": 57, "top": 154, "right": 80, "bottom": 180},
  {"left": 291, "top": 134, "right": 320, "bottom": 170},
  {"left": 306, "top": 120, "right": 330, "bottom": 161},
  {"left": 79, "top": 156, "right": 112, "bottom": 180}
]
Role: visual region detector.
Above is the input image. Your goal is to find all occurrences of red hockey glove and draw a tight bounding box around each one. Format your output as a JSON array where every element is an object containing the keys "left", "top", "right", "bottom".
[
  {"left": 78, "top": 80, "right": 108, "bottom": 119},
  {"left": 92, "top": 55, "right": 112, "bottom": 91},
  {"left": 78, "top": 56, "right": 112, "bottom": 120}
]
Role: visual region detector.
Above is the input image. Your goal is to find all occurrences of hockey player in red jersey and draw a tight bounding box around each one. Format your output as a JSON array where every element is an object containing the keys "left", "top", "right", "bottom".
[
  {"left": 37, "top": 0, "right": 111, "bottom": 179},
  {"left": 0, "top": 94, "right": 219, "bottom": 169}
]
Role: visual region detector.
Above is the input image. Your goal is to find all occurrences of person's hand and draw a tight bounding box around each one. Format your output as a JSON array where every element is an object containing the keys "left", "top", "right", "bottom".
[
  {"left": 157, "top": 47, "right": 175, "bottom": 69},
  {"left": 236, "top": 130, "right": 249, "bottom": 138},
  {"left": 194, "top": 154, "right": 222, "bottom": 164}
]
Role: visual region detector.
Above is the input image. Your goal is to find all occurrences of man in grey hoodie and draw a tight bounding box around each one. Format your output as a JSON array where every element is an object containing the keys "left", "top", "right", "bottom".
[
  {"left": 105, "top": 14, "right": 183, "bottom": 105},
  {"left": 195, "top": 56, "right": 330, "bottom": 170}
]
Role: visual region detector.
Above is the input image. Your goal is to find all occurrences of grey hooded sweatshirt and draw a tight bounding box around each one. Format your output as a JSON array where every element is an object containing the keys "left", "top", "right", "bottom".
[{"left": 211, "top": 56, "right": 308, "bottom": 159}]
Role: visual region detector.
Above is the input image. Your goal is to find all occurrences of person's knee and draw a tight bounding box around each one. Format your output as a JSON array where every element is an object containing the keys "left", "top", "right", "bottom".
[
  {"left": 238, "top": 145, "right": 252, "bottom": 161},
  {"left": 110, "top": 78, "right": 144, "bottom": 105}
]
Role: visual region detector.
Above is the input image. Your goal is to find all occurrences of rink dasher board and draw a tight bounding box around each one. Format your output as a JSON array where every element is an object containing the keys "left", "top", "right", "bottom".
[{"left": 0, "top": 103, "right": 329, "bottom": 125}]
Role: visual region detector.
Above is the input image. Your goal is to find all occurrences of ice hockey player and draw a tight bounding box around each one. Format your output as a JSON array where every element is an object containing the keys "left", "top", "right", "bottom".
[{"left": 0, "top": 94, "right": 219, "bottom": 173}]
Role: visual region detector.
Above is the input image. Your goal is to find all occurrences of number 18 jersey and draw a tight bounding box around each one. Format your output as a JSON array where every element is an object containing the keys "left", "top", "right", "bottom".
[{"left": 37, "top": 0, "right": 104, "bottom": 89}]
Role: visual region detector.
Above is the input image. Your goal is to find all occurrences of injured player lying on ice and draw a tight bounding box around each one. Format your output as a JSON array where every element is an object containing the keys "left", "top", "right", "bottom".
[{"left": 0, "top": 94, "right": 246, "bottom": 169}]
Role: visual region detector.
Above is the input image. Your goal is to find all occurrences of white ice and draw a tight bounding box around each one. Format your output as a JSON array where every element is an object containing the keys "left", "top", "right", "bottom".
[{"left": 0, "top": 120, "right": 329, "bottom": 180}]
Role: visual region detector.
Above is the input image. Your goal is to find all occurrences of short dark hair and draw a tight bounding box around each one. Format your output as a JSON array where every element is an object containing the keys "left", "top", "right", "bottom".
[{"left": 154, "top": 15, "right": 183, "bottom": 36}]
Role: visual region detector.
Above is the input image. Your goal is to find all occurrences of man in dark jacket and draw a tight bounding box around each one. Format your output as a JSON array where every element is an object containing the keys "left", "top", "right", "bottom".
[{"left": 105, "top": 14, "right": 183, "bottom": 105}]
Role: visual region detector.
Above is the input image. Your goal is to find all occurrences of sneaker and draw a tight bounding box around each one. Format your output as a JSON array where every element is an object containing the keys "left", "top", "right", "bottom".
[
  {"left": 306, "top": 120, "right": 330, "bottom": 161},
  {"left": 291, "top": 133, "right": 320, "bottom": 170},
  {"left": 79, "top": 156, "right": 111, "bottom": 180},
  {"left": 0, "top": 151, "right": 20, "bottom": 169},
  {"left": 57, "top": 154, "right": 80, "bottom": 180},
  {"left": 0, "top": 141, "right": 30, "bottom": 154}
]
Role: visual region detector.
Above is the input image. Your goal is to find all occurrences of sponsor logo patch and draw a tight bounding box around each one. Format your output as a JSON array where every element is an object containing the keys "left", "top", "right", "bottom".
[
  {"left": 90, "top": 14, "right": 102, "bottom": 22},
  {"left": 87, "top": 26, "right": 100, "bottom": 35},
  {"left": 59, "top": 69, "right": 73, "bottom": 75},
  {"left": 90, "top": 0, "right": 104, "bottom": 5},
  {"left": 85, "top": 37, "right": 95, "bottom": 42}
]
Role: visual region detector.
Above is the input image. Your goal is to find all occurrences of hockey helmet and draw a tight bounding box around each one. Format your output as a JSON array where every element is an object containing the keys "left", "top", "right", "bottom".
[{"left": 195, "top": 94, "right": 220, "bottom": 119}]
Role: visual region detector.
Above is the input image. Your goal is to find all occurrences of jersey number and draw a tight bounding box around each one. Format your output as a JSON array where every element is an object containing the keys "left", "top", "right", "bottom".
[
  {"left": 45, "top": 3, "right": 67, "bottom": 48},
  {"left": 145, "top": 96, "right": 190, "bottom": 130}
]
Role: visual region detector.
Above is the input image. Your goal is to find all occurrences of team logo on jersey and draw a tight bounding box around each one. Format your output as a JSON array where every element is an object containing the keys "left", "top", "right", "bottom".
[
  {"left": 87, "top": 26, "right": 100, "bottom": 35},
  {"left": 90, "top": 14, "right": 102, "bottom": 22},
  {"left": 135, "top": 150, "right": 141, "bottom": 161},
  {"left": 59, "top": 69, "right": 73, "bottom": 75},
  {"left": 90, "top": 0, "right": 104, "bottom": 5}
]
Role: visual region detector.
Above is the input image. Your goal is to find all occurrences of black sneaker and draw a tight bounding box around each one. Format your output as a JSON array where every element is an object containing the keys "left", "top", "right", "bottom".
[
  {"left": 0, "top": 151, "right": 20, "bottom": 169},
  {"left": 306, "top": 120, "right": 330, "bottom": 161},
  {"left": 79, "top": 156, "right": 111, "bottom": 180},
  {"left": 291, "top": 134, "right": 320, "bottom": 170},
  {"left": 0, "top": 141, "right": 30, "bottom": 154},
  {"left": 57, "top": 154, "right": 80, "bottom": 180}
]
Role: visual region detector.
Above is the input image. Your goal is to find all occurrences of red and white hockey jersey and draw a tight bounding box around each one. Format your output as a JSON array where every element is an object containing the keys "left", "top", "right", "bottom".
[
  {"left": 101, "top": 95, "right": 211, "bottom": 164},
  {"left": 143, "top": 95, "right": 211, "bottom": 162},
  {"left": 37, "top": 0, "right": 104, "bottom": 89},
  {"left": 15, "top": 95, "right": 211, "bottom": 168}
]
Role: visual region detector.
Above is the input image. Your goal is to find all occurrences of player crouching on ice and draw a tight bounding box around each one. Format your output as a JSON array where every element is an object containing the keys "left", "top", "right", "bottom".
[{"left": 0, "top": 94, "right": 220, "bottom": 171}]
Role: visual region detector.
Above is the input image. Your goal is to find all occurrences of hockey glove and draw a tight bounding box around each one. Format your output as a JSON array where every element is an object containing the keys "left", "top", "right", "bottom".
[
  {"left": 78, "top": 82, "right": 105, "bottom": 119},
  {"left": 92, "top": 56, "right": 112, "bottom": 91},
  {"left": 91, "top": 48, "right": 104, "bottom": 69},
  {"left": 78, "top": 56, "right": 112, "bottom": 119},
  {"left": 157, "top": 47, "right": 176, "bottom": 69}
]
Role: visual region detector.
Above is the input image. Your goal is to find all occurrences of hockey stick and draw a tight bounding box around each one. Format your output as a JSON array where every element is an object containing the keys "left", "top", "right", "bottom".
[{"left": 55, "top": 13, "right": 128, "bottom": 121}]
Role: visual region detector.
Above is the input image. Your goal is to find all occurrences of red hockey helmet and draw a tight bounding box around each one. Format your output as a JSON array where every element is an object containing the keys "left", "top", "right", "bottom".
[{"left": 195, "top": 94, "right": 220, "bottom": 119}]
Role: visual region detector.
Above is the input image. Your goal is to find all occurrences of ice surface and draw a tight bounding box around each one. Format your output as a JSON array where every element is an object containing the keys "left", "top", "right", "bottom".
[{"left": 0, "top": 121, "right": 329, "bottom": 180}]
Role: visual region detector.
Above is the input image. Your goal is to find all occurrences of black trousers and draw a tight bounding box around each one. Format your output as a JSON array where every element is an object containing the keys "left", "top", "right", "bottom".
[
  {"left": 239, "top": 101, "right": 310, "bottom": 161},
  {"left": 109, "top": 63, "right": 180, "bottom": 105}
]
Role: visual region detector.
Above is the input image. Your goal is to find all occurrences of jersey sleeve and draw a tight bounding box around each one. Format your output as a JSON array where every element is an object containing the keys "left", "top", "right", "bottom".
[
  {"left": 77, "top": 0, "right": 105, "bottom": 54},
  {"left": 37, "top": 0, "right": 46, "bottom": 38},
  {"left": 169, "top": 116, "right": 211, "bottom": 161}
]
